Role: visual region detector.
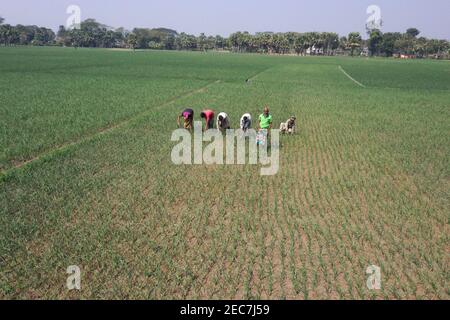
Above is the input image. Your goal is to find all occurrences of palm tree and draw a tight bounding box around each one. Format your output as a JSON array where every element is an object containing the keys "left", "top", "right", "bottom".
[
  {"left": 240, "top": 32, "right": 252, "bottom": 52},
  {"left": 348, "top": 32, "right": 362, "bottom": 56},
  {"left": 276, "top": 33, "right": 290, "bottom": 54},
  {"left": 127, "top": 33, "right": 137, "bottom": 51},
  {"left": 229, "top": 32, "right": 241, "bottom": 52},
  {"left": 214, "top": 35, "right": 225, "bottom": 50},
  {"left": 261, "top": 33, "right": 272, "bottom": 54},
  {"left": 0, "top": 25, "right": 4, "bottom": 45},
  {"left": 197, "top": 33, "right": 207, "bottom": 51},
  {"left": 306, "top": 32, "right": 320, "bottom": 55},
  {"left": 368, "top": 29, "right": 383, "bottom": 56},
  {"left": 315, "top": 33, "right": 326, "bottom": 55},
  {"left": 285, "top": 32, "right": 297, "bottom": 53},
  {"left": 294, "top": 34, "right": 306, "bottom": 55},
  {"left": 1, "top": 24, "right": 19, "bottom": 46},
  {"left": 339, "top": 36, "right": 348, "bottom": 51},
  {"left": 302, "top": 33, "right": 313, "bottom": 55},
  {"left": 323, "top": 32, "right": 339, "bottom": 56},
  {"left": 267, "top": 34, "right": 276, "bottom": 54},
  {"left": 406, "top": 28, "right": 420, "bottom": 38}
]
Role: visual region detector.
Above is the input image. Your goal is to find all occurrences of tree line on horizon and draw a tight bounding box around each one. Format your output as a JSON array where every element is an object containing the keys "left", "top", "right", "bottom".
[{"left": 0, "top": 16, "right": 449, "bottom": 59}]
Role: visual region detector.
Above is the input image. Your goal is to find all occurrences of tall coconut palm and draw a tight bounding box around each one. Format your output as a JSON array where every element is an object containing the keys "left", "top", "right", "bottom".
[
  {"left": 368, "top": 29, "right": 383, "bottom": 56},
  {"left": 348, "top": 32, "right": 362, "bottom": 56},
  {"left": 294, "top": 34, "right": 307, "bottom": 55},
  {"left": 127, "top": 33, "right": 137, "bottom": 51}
]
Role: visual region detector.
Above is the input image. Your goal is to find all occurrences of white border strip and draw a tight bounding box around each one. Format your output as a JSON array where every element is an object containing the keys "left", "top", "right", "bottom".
[{"left": 338, "top": 65, "right": 366, "bottom": 88}]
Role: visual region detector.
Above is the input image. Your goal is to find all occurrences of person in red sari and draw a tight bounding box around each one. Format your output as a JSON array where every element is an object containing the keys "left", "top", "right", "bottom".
[{"left": 201, "top": 109, "right": 215, "bottom": 131}]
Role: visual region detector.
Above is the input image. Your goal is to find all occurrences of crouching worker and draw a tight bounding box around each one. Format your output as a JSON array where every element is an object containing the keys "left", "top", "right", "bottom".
[
  {"left": 240, "top": 113, "right": 252, "bottom": 132},
  {"left": 177, "top": 108, "right": 194, "bottom": 131},
  {"left": 201, "top": 109, "right": 215, "bottom": 131},
  {"left": 217, "top": 112, "right": 231, "bottom": 133},
  {"left": 280, "top": 116, "right": 297, "bottom": 134}
]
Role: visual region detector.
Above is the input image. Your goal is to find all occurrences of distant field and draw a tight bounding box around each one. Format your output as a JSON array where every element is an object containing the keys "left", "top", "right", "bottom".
[{"left": 0, "top": 47, "right": 449, "bottom": 299}]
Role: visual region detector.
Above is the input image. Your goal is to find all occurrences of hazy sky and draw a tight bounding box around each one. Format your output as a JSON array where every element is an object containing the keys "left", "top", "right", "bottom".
[{"left": 1, "top": 0, "right": 449, "bottom": 39}]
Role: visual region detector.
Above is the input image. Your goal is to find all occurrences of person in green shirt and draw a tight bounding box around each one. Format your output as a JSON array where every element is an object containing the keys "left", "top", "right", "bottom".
[
  {"left": 257, "top": 107, "right": 273, "bottom": 146},
  {"left": 258, "top": 107, "right": 273, "bottom": 131}
]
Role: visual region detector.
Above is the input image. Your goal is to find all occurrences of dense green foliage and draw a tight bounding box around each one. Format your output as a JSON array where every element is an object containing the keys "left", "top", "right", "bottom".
[
  {"left": 0, "top": 22, "right": 55, "bottom": 46},
  {"left": 367, "top": 28, "right": 449, "bottom": 58},
  {"left": 1, "top": 16, "right": 449, "bottom": 59}
]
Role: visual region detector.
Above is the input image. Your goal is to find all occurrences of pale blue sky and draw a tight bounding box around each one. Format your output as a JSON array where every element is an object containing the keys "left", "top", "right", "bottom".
[{"left": 1, "top": 0, "right": 449, "bottom": 39}]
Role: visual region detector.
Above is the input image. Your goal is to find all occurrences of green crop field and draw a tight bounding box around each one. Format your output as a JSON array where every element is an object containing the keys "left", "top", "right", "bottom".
[{"left": 0, "top": 47, "right": 449, "bottom": 299}]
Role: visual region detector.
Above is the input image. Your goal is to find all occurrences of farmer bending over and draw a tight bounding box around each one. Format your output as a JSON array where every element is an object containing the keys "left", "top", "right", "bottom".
[
  {"left": 201, "top": 109, "right": 215, "bottom": 131},
  {"left": 217, "top": 112, "right": 231, "bottom": 132},
  {"left": 177, "top": 108, "right": 194, "bottom": 131},
  {"left": 240, "top": 113, "right": 252, "bottom": 132}
]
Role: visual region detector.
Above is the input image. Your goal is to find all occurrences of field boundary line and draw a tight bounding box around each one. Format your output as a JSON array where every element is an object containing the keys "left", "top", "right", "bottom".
[
  {"left": 248, "top": 68, "right": 271, "bottom": 81},
  {"left": 338, "top": 65, "right": 366, "bottom": 88},
  {"left": 0, "top": 79, "right": 221, "bottom": 178}
]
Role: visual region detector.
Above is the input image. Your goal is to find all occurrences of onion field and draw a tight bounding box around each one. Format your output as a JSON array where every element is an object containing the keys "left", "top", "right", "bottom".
[{"left": 0, "top": 47, "right": 449, "bottom": 299}]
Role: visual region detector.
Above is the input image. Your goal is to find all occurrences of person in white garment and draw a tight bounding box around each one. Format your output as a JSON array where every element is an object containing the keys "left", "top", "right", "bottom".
[
  {"left": 240, "top": 113, "right": 252, "bottom": 132},
  {"left": 217, "top": 112, "right": 231, "bottom": 132}
]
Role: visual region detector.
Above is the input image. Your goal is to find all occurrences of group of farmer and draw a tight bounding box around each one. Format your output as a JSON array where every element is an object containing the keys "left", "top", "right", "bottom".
[{"left": 177, "top": 107, "right": 273, "bottom": 133}]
